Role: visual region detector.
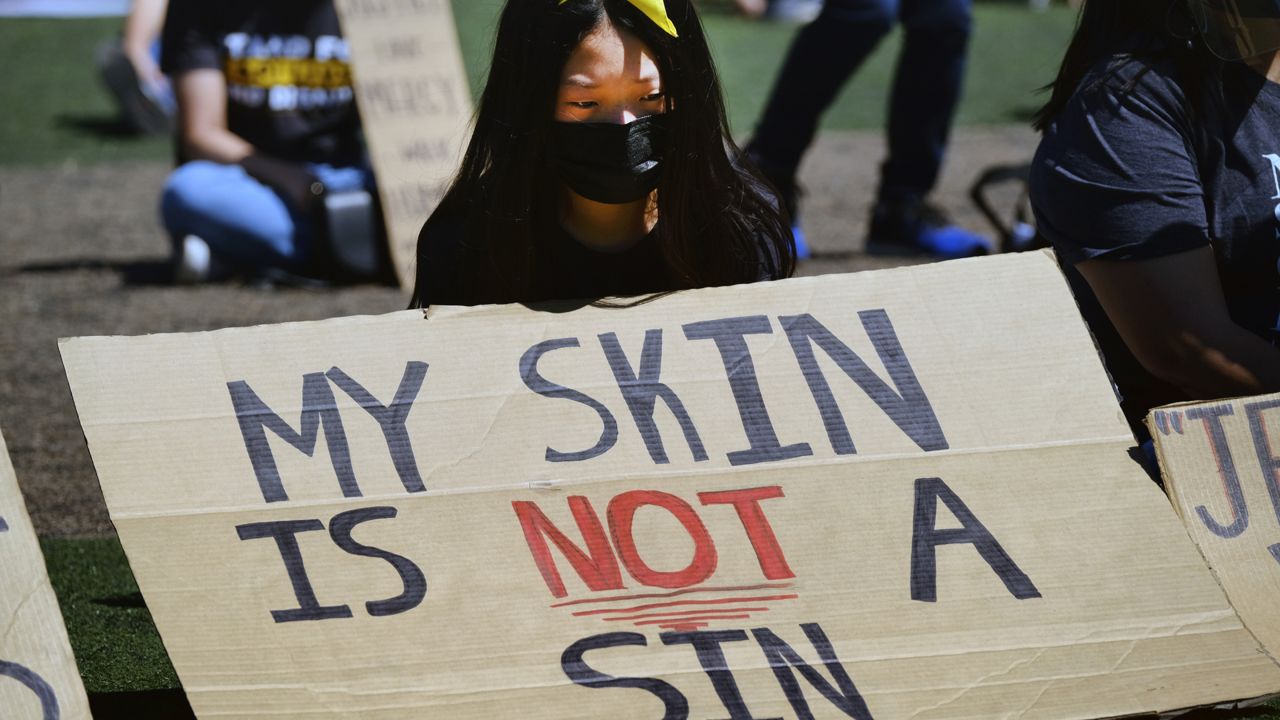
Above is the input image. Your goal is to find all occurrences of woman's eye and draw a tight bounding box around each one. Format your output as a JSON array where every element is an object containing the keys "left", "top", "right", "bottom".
[
  {"left": 643, "top": 92, "right": 665, "bottom": 102},
  {"left": 569, "top": 100, "right": 597, "bottom": 109}
]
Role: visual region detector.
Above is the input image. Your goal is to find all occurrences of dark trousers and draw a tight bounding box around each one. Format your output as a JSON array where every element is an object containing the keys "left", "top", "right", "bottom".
[{"left": 750, "top": 0, "right": 972, "bottom": 204}]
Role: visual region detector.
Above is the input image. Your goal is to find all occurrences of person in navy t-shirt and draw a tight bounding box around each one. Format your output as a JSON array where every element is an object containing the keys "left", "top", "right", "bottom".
[{"left": 1030, "top": 0, "right": 1280, "bottom": 437}]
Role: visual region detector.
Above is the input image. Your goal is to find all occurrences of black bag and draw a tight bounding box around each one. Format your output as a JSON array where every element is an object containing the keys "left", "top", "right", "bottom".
[{"left": 311, "top": 188, "right": 397, "bottom": 285}]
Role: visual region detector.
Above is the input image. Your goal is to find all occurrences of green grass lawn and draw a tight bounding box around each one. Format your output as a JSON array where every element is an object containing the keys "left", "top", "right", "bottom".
[
  {"left": 42, "top": 538, "right": 177, "bottom": 694},
  {"left": 0, "top": 0, "right": 1075, "bottom": 166}
]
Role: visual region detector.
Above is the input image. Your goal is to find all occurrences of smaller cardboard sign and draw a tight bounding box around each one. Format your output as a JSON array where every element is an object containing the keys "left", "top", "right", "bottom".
[
  {"left": 0, "top": 428, "right": 91, "bottom": 719},
  {"left": 335, "top": 0, "right": 472, "bottom": 289},
  {"left": 1150, "top": 393, "right": 1280, "bottom": 660}
]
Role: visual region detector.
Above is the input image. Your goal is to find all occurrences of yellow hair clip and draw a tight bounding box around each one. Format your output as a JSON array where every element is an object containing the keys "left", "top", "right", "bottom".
[{"left": 558, "top": 0, "right": 679, "bottom": 38}]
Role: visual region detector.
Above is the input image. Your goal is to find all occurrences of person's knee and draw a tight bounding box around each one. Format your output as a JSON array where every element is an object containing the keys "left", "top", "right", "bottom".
[
  {"left": 819, "top": 0, "right": 897, "bottom": 37},
  {"left": 160, "top": 161, "right": 296, "bottom": 256},
  {"left": 160, "top": 160, "right": 229, "bottom": 233}
]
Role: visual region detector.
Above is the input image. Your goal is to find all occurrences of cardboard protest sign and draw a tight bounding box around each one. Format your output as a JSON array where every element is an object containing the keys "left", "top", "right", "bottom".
[
  {"left": 0, "top": 428, "right": 91, "bottom": 719},
  {"left": 1150, "top": 392, "right": 1280, "bottom": 660},
  {"left": 334, "top": 0, "right": 472, "bottom": 288},
  {"left": 61, "top": 251, "right": 1280, "bottom": 718}
]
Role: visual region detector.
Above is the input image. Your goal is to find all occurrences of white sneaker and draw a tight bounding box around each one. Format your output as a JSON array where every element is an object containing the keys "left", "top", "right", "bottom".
[{"left": 173, "top": 234, "right": 212, "bottom": 284}]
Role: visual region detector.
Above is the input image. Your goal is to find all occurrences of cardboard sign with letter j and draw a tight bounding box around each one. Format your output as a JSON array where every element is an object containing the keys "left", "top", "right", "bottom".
[{"left": 1151, "top": 392, "right": 1280, "bottom": 665}]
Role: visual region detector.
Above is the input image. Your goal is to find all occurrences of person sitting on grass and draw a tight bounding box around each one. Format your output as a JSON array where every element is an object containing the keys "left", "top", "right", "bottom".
[
  {"left": 158, "top": 0, "right": 374, "bottom": 284},
  {"left": 1030, "top": 0, "right": 1280, "bottom": 441},
  {"left": 412, "top": 0, "right": 796, "bottom": 307}
]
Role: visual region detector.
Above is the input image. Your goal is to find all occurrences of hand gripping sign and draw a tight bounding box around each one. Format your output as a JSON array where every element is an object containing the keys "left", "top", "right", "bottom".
[
  {"left": 62, "top": 251, "right": 1280, "bottom": 719},
  {"left": 0, "top": 428, "right": 91, "bottom": 719}
]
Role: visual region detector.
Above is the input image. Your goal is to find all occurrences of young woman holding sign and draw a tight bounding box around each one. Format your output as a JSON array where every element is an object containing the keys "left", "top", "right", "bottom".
[
  {"left": 412, "top": 0, "right": 796, "bottom": 307},
  {"left": 1029, "top": 0, "right": 1280, "bottom": 436}
]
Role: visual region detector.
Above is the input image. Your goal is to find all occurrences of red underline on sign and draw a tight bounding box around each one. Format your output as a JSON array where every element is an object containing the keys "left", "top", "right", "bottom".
[
  {"left": 571, "top": 595, "right": 798, "bottom": 617},
  {"left": 634, "top": 614, "right": 751, "bottom": 627},
  {"left": 603, "top": 607, "right": 771, "bottom": 622},
  {"left": 550, "top": 584, "right": 793, "bottom": 609}
]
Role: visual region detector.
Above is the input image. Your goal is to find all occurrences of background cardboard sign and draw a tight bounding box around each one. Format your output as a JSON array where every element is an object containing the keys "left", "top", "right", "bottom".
[
  {"left": 0, "top": 428, "right": 91, "bottom": 719},
  {"left": 334, "top": 0, "right": 471, "bottom": 288},
  {"left": 1151, "top": 392, "right": 1280, "bottom": 658},
  {"left": 61, "top": 252, "right": 1280, "bottom": 718}
]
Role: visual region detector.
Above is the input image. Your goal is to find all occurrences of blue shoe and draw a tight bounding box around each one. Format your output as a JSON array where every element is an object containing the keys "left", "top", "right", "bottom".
[
  {"left": 792, "top": 223, "right": 811, "bottom": 260},
  {"left": 865, "top": 198, "right": 992, "bottom": 259}
]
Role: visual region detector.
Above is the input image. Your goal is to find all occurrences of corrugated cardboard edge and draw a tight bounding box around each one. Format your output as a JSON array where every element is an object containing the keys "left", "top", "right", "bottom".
[
  {"left": 0, "top": 426, "right": 92, "bottom": 718},
  {"left": 1144, "top": 402, "right": 1280, "bottom": 716}
]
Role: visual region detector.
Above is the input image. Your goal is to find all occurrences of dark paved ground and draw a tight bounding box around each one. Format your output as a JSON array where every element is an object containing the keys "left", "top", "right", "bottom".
[{"left": 0, "top": 125, "right": 1041, "bottom": 537}]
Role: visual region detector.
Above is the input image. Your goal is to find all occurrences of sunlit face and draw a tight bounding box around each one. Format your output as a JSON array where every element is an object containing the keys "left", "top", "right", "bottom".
[{"left": 555, "top": 20, "right": 666, "bottom": 124}]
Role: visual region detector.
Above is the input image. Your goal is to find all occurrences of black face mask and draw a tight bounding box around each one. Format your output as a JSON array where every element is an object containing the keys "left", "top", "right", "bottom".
[{"left": 551, "top": 114, "right": 669, "bottom": 204}]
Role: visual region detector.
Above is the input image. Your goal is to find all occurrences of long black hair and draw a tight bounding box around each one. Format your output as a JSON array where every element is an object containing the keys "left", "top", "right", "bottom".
[
  {"left": 411, "top": 0, "right": 794, "bottom": 307},
  {"left": 1033, "top": 0, "right": 1221, "bottom": 131}
]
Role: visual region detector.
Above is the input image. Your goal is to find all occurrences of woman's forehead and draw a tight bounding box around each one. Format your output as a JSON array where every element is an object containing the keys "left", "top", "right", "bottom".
[{"left": 561, "top": 20, "right": 661, "bottom": 87}]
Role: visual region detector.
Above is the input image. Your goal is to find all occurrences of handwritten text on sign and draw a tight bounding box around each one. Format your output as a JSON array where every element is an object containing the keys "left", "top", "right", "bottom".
[
  {"left": 0, "top": 429, "right": 91, "bottom": 719},
  {"left": 1153, "top": 400, "right": 1280, "bottom": 543},
  {"left": 64, "top": 256, "right": 1280, "bottom": 719},
  {"left": 224, "top": 310, "right": 1045, "bottom": 718},
  {"left": 227, "top": 312, "right": 947, "bottom": 503},
  {"left": 1152, "top": 394, "right": 1280, "bottom": 657}
]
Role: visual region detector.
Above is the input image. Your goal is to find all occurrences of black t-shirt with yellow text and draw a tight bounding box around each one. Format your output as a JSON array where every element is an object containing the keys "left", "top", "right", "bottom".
[{"left": 161, "top": 0, "right": 362, "bottom": 166}]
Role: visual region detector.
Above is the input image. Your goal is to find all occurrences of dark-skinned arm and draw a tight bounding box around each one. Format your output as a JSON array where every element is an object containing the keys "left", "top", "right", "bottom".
[{"left": 1078, "top": 245, "right": 1280, "bottom": 400}]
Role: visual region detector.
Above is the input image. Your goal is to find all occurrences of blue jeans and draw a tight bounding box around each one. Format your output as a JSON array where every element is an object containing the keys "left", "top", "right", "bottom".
[
  {"left": 750, "top": 0, "right": 972, "bottom": 203},
  {"left": 160, "top": 160, "right": 373, "bottom": 273}
]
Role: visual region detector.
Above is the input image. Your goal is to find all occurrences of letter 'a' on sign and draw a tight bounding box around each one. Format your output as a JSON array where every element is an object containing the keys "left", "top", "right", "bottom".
[
  {"left": 0, "top": 428, "right": 91, "bottom": 719},
  {"left": 333, "top": 0, "right": 472, "bottom": 288},
  {"left": 60, "top": 252, "right": 1280, "bottom": 718},
  {"left": 909, "top": 477, "right": 1040, "bottom": 603},
  {"left": 1150, "top": 392, "right": 1280, "bottom": 659}
]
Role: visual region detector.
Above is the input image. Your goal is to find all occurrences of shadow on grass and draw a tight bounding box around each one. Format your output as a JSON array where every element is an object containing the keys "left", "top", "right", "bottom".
[
  {"left": 11, "top": 258, "right": 173, "bottom": 285},
  {"left": 1002, "top": 103, "right": 1043, "bottom": 124},
  {"left": 54, "top": 113, "right": 142, "bottom": 140},
  {"left": 94, "top": 591, "right": 146, "bottom": 609},
  {"left": 42, "top": 537, "right": 181, "bottom": 696},
  {"left": 81, "top": 588, "right": 195, "bottom": 717},
  {"left": 89, "top": 689, "right": 195, "bottom": 719}
]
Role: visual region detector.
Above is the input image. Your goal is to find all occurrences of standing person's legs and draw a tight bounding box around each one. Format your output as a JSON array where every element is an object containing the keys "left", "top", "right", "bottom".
[
  {"left": 878, "top": 0, "right": 972, "bottom": 203},
  {"left": 160, "top": 160, "right": 305, "bottom": 277},
  {"left": 866, "top": 0, "right": 988, "bottom": 257},
  {"left": 748, "top": 0, "right": 900, "bottom": 191}
]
